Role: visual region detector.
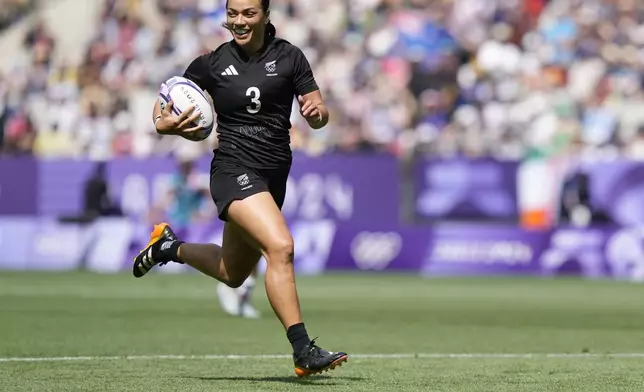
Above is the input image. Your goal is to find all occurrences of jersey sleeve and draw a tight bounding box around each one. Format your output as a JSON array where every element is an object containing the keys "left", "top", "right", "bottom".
[
  {"left": 182, "top": 54, "right": 211, "bottom": 90},
  {"left": 292, "top": 47, "right": 319, "bottom": 96}
]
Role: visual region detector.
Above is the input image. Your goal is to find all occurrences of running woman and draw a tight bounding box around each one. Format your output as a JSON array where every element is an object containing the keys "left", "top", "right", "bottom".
[{"left": 133, "top": 0, "right": 348, "bottom": 377}]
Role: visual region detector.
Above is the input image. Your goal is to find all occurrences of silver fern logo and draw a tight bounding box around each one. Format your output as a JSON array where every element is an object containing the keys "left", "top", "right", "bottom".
[
  {"left": 265, "top": 60, "right": 276, "bottom": 74},
  {"left": 237, "top": 174, "right": 249, "bottom": 187}
]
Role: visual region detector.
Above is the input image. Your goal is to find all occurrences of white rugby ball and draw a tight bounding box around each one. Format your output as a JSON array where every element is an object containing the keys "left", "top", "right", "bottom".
[{"left": 158, "top": 76, "right": 214, "bottom": 142}]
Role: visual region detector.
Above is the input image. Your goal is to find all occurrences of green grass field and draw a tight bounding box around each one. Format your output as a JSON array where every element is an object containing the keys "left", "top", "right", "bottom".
[{"left": 2, "top": 272, "right": 644, "bottom": 391}]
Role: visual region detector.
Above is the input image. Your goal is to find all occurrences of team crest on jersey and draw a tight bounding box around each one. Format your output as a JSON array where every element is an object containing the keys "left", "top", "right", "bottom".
[{"left": 265, "top": 60, "right": 277, "bottom": 76}]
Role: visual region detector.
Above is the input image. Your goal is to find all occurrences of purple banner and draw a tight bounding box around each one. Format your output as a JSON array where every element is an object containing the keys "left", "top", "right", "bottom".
[
  {"left": 288, "top": 154, "right": 399, "bottom": 224},
  {"left": 4, "top": 155, "right": 644, "bottom": 282},
  {"left": 421, "top": 225, "right": 549, "bottom": 276},
  {"left": 7, "top": 156, "right": 644, "bottom": 229},
  {"left": 586, "top": 161, "right": 644, "bottom": 226},
  {"left": 414, "top": 158, "right": 519, "bottom": 221},
  {"left": 37, "top": 160, "right": 94, "bottom": 216},
  {"left": 0, "top": 218, "right": 37, "bottom": 269},
  {"left": 538, "top": 226, "right": 613, "bottom": 279},
  {"left": 0, "top": 157, "right": 38, "bottom": 214},
  {"left": 33, "top": 153, "right": 399, "bottom": 224},
  {"left": 326, "top": 225, "right": 426, "bottom": 272},
  {"left": 3, "top": 216, "right": 640, "bottom": 282}
]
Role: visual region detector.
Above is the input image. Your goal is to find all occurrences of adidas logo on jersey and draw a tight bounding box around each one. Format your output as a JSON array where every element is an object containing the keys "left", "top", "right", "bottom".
[{"left": 222, "top": 65, "right": 239, "bottom": 76}]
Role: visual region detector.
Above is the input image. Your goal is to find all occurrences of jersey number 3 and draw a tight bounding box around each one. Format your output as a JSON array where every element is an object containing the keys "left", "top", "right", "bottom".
[{"left": 246, "top": 87, "right": 261, "bottom": 114}]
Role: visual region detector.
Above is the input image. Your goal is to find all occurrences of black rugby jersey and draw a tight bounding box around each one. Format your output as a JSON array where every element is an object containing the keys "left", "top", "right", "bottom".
[{"left": 183, "top": 37, "right": 319, "bottom": 168}]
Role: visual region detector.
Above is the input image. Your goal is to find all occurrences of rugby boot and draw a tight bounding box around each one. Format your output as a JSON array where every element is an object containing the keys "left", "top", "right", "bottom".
[
  {"left": 133, "top": 223, "right": 183, "bottom": 278},
  {"left": 293, "top": 338, "right": 348, "bottom": 377}
]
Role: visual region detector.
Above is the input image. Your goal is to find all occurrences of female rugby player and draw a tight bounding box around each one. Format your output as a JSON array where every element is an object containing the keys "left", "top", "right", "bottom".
[{"left": 132, "top": 0, "right": 348, "bottom": 377}]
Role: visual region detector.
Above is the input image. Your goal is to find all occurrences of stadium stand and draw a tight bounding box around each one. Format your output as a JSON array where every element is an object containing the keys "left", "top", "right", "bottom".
[{"left": 1, "top": 0, "right": 644, "bottom": 161}]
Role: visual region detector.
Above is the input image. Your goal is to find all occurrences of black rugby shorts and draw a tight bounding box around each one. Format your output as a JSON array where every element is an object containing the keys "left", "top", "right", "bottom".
[{"left": 209, "top": 155, "right": 290, "bottom": 222}]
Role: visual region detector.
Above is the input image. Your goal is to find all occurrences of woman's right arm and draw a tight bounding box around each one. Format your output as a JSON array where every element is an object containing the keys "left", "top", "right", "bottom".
[
  {"left": 152, "top": 99, "right": 200, "bottom": 136},
  {"left": 152, "top": 99, "right": 163, "bottom": 132},
  {"left": 154, "top": 53, "right": 212, "bottom": 136}
]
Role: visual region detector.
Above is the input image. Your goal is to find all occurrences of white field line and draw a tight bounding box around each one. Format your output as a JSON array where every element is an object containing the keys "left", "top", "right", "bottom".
[{"left": 3, "top": 353, "right": 644, "bottom": 363}]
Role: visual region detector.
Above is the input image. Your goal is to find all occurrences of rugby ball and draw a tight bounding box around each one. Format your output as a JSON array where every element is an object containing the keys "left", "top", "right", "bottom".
[{"left": 158, "top": 76, "right": 215, "bottom": 142}]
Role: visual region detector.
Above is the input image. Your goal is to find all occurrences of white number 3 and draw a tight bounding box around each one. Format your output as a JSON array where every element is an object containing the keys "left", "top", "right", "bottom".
[{"left": 246, "top": 87, "right": 261, "bottom": 114}]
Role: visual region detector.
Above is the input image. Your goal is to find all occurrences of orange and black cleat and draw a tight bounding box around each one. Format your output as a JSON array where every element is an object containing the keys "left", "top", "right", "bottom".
[
  {"left": 132, "top": 223, "right": 183, "bottom": 278},
  {"left": 293, "top": 339, "right": 348, "bottom": 378}
]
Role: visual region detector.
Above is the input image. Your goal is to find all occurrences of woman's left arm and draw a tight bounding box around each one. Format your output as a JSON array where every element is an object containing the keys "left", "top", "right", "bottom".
[{"left": 297, "top": 90, "right": 329, "bottom": 129}]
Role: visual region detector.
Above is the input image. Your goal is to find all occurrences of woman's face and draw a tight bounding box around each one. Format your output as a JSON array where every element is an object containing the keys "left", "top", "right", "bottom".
[{"left": 226, "top": 0, "right": 267, "bottom": 46}]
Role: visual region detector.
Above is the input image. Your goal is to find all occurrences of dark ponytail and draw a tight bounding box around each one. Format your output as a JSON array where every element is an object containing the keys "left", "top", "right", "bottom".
[
  {"left": 222, "top": 0, "right": 276, "bottom": 37},
  {"left": 266, "top": 21, "right": 276, "bottom": 37},
  {"left": 262, "top": 0, "right": 275, "bottom": 36}
]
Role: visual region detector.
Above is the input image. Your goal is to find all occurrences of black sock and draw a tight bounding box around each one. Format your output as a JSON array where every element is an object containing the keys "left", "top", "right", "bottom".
[
  {"left": 160, "top": 240, "right": 184, "bottom": 261},
  {"left": 287, "top": 323, "right": 311, "bottom": 354}
]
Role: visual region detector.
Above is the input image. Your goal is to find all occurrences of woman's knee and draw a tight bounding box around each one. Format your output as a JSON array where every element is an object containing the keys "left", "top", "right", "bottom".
[
  {"left": 265, "top": 235, "right": 294, "bottom": 264},
  {"left": 225, "top": 273, "right": 248, "bottom": 289},
  {"left": 225, "top": 192, "right": 294, "bottom": 265}
]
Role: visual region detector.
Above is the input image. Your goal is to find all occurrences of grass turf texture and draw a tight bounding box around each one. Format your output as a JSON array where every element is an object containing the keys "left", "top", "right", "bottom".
[{"left": 1, "top": 272, "right": 644, "bottom": 391}]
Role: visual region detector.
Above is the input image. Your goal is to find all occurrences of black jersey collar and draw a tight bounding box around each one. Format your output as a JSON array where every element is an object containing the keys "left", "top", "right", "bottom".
[{"left": 231, "top": 35, "right": 275, "bottom": 63}]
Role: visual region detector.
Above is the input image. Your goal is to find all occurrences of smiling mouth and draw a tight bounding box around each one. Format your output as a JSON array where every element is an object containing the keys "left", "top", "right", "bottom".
[{"left": 233, "top": 27, "right": 250, "bottom": 38}]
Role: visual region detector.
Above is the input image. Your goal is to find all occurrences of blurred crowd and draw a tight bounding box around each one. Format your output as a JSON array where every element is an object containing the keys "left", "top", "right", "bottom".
[
  {"left": 1, "top": 0, "right": 644, "bottom": 161},
  {"left": 0, "top": 0, "right": 34, "bottom": 31},
  {"left": 443, "top": 0, "right": 644, "bottom": 162}
]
